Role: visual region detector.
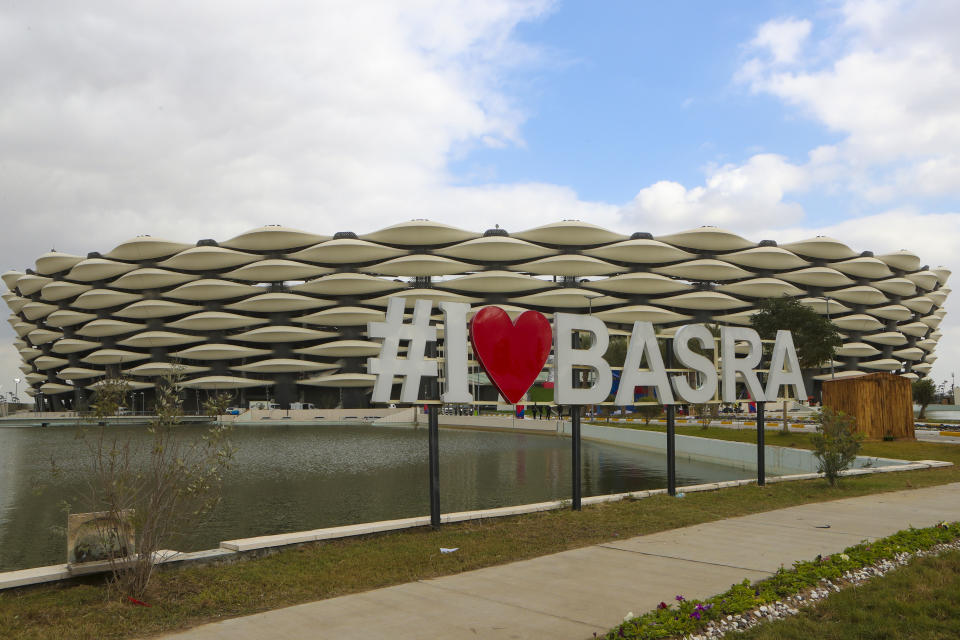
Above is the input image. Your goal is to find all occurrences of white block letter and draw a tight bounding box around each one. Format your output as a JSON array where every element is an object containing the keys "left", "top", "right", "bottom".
[
  {"left": 554, "top": 313, "right": 612, "bottom": 405},
  {"left": 765, "top": 330, "right": 807, "bottom": 401},
  {"left": 616, "top": 321, "right": 674, "bottom": 405},
  {"left": 672, "top": 324, "right": 717, "bottom": 404},
  {"left": 720, "top": 326, "right": 766, "bottom": 403},
  {"left": 367, "top": 298, "right": 438, "bottom": 404},
  {"left": 439, "top": 302, "right": 472, "bottom": 403}
]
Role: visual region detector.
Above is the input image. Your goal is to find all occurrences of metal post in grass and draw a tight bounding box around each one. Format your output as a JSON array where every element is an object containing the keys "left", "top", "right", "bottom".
[
  {"left": 426, "top": 338, "right": 441, "bottom": 529},
  {"left": 756, "top": 401, "right": 766, "bottom": 486},
  {"left": 428, "top": 404, "right": 440, "bottom": 527},
  {"left": 571, "top": 405, "right": 582, "bottom": 510},
  {"left": 666, "top": 404, "right": 676, "bottom": 496},
  {"left": 666, "top": 338, "right": 677, "bottom": 496}
]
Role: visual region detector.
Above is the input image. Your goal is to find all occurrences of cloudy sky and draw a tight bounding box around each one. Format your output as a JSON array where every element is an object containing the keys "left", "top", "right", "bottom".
[{"left": 2, "top": 0, "right": 960, "bottom": 397}]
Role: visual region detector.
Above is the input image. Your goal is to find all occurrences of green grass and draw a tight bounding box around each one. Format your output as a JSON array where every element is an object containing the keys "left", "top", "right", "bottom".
[
  {"left": 3, "top": 430, "right": 960, "bottom": 639},
  {"left": 737, "top": 549, "right": 960, "bottom": 639},
  {"left": 605, "top": 421, "right": 960, "bottom": 463}
]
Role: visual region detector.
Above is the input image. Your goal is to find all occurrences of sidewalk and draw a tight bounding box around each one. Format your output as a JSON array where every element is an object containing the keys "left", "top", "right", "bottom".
[{"left": 162, "top": 483, "right": 960, "bottom": 640}]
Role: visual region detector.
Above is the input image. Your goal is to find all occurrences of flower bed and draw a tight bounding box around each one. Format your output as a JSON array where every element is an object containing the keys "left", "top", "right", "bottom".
[{"left": 603, "top": 521, "right": 960, "bottom": 639}]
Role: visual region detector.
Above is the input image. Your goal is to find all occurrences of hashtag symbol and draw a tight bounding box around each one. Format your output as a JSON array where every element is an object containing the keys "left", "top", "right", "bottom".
[{"left": 368, "top": 297, "right": 438, "bottom": 403}]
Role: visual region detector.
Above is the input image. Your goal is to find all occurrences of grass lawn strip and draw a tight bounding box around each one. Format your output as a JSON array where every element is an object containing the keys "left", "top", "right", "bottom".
[
  {"left": 733, "top": 548, "right": 960, "bottom": 639},
  {"left": 600, "top": 421, "right": 959, "bottom": 462},
  {"left": 2, "top": 430, "right": 960, "bottom": 639},
  {"left": 604, "top": 521, "right": 960, "bottom": 640}
]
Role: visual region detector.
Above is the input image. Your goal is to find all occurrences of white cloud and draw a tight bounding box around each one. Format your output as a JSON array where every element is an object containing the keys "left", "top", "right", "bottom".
[
  {"left": 0, "top": 1, "right": 559, "bottom": 263},
  {"left": 740, "top": 0, "right": 960, "bottom": 197},
  {"left": 620, "top": 154, "right": 809, "bottom": 233},
  {"left": 750, "top": 18, "right": 812, "bottom": 64}
]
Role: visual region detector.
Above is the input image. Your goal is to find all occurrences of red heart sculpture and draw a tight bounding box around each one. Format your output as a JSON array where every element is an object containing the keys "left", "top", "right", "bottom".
[{"left": 470, "top": 306, "right": 552, "bottom": 405}]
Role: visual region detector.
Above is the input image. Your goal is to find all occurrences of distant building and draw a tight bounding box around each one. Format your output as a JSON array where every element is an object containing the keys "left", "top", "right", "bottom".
[{"left": 2, "top": 221, "right": 949, "bottom": 410}]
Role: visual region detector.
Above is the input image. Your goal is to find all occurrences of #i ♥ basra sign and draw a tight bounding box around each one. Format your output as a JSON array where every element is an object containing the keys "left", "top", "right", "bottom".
[{"left": 368, "top": 298, "right": 807, "bottom": 406}]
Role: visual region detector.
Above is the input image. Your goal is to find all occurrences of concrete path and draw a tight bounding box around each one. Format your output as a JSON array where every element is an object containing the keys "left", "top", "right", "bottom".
[
  {"left": 162, "top": 483, "right": 960, "bottom": 640},
  {"left": 916, "top": 429, "right": 960, "bottom": 444}
]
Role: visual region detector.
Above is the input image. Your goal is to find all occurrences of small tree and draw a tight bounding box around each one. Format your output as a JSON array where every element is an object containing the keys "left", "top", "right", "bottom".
[
  {"left": 810, "top": 407, "right": 862, "bottom": 486},
  {"left": 634, "top": 403, "right": 661, "bottom": 425},
  {"left": 79, "top": 373, "right": 234, "bottom": 598},
  {"left": 912, "top": 378, "right": 936, "bottom": 420},
  {"left": 603, "top": 336, "right": 629, "bottom": 368},
  {"left": 692, "top": 403, "right": 717, "bottom": 429},
  {"left": 203, "top": 391, "right": 233, "bottom": 422},
  {"left": 751, "top": 296, "right": 842, "bottom": 370}
]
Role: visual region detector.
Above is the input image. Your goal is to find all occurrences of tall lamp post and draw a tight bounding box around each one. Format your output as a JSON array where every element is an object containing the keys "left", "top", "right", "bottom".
[
  {"left": 13, "top": 377, "right": 20, "bottom": 402},
  {"left": 822, "top": 296, "right": 835, "bottom": 380}
]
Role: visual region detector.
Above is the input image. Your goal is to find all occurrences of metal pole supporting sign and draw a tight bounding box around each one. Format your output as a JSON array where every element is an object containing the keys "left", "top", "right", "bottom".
[
  {"left": 665, "top": 338, "right": 677, "bottom": 496},
  {"left": 426, "top": 334, "right": 442, "bottom": 529},
  {"left": 428, "top": 404, "right": 440, "bottom": 527},
  {"left": 571, "top": 405, "right": 581, "bottom": 510},
  {"left": 756, "top": 401, "right": 766, "bottom": 486}
]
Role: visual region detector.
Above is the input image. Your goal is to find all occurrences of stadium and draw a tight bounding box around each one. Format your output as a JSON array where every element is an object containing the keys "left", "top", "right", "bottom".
[{"left": 2, "top": 220, "right": 950, "bottom": 411}]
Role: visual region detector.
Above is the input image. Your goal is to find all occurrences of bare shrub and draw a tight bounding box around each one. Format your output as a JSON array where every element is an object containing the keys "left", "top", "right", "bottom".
[
  {"left": 203, "top": 391, "right": 233, "bottom": 421},
  {"left": 79, "top": 373, "right": 234, "bottom": 598},
  {"left": 693, "top": 403, "right": 717, "bottom": 429}
]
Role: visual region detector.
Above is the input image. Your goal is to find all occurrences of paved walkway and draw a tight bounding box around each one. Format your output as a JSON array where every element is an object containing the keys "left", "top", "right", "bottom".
[
  {"left": 162, "top": 483, "right": 960, "bottom": 640},
  {"left": 916, "top": 429, "right": 960, "bottom": 444}
]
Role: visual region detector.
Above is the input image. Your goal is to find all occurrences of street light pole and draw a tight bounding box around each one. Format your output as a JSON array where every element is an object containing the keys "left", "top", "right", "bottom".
[
  {"left": 822, "top": 296, "right": 835, "bottom": 379},
  {"left": 13, "top": 377, "right": 20, "bottom": 402}
]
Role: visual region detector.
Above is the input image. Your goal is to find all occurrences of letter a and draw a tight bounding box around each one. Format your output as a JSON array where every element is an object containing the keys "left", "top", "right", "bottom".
[
  {"left": 765, "top": 330, "right": 807, "bottom": 401},
  {"left": 616, "top": 321, "right": 674, "bottom": 405},
  {"left": 672, "top": 324, "right": 718, "bottom": 404}
]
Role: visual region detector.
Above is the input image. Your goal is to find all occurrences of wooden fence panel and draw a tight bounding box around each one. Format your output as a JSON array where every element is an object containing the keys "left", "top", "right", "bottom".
[{"left": 822, "top": 372, "right": 914, "bottom": 440}]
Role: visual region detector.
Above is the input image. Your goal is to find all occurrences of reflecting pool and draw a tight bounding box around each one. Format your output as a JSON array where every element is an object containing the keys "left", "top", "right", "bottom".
[{"left": 0, "top": 423, "right": 752, "bottom": 571}]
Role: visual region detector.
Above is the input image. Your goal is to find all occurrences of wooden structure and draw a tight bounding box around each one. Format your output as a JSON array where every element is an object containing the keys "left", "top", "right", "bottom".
[{"left": 822, "top": 372, "right": 914, "bottom": 440}]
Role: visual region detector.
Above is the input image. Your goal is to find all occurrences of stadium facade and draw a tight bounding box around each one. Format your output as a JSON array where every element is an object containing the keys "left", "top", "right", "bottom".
[{"left": 2, "top": 220, "right": 950, "bottom": 411}]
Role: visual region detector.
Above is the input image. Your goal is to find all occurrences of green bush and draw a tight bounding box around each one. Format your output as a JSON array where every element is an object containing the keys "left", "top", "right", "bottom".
[
  {"left": 810, "top": 407, "right": 862, "bottom": 486},
  {"left": 634, "top": 403, "right": 661, "bottom": 425}
]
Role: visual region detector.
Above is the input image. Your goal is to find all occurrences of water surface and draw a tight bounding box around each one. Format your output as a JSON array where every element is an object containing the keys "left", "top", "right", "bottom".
[{"left": 0, "top": 423, "right": 751, "bottom": 571}]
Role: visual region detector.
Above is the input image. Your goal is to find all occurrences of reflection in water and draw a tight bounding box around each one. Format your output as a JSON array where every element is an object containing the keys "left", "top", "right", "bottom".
[{"left": 0, "top": 423, "right": 751, "bottom": 571}]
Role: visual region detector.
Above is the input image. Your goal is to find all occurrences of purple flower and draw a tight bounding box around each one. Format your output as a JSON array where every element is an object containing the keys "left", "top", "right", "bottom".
[
  {"left": 675, "top": 595, "right": 685, "bottom": 602},
  {"left": 690, "top": 611, "right": 701, "bottom": 621}
]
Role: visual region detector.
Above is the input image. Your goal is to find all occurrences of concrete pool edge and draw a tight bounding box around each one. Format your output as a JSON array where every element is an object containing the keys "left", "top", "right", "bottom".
[
  {"left": 562, "top": 422, "right": 912, "bottom": 475},
  {"left": 0, "top": 456, "right": 951, "bottom": 592},
  {"left": 432, "top": 416, "right": 918, "bottom": 475}
]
